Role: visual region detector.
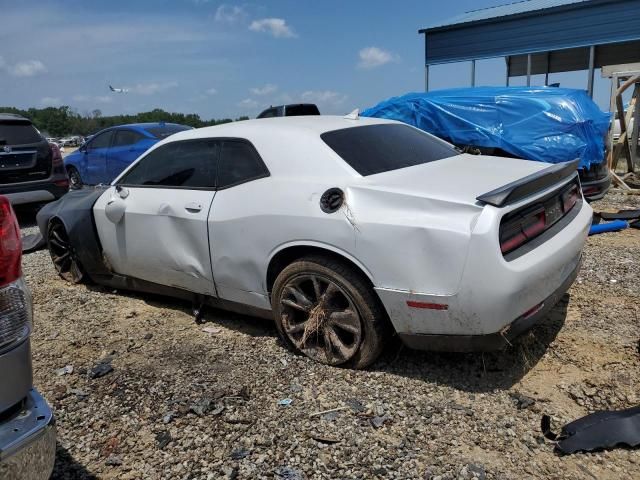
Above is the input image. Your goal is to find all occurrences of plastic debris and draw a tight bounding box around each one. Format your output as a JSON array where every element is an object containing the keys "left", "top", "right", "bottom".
[
  {"left": 589, "top": 220, "right": 628, "bottom": 235},
  {"left": 89, "top": 362, "right": 113, "bottom": 379},
  {"left": 278, "top": 398, "right": 293, "bottom": 407},
  {"left": 542, "top": 406, "right": 640, "bottom": 454},
  {"left": 599, "top": 209, "right": 640, "bottom": 221},
  {"left": 56, "top": 365, "right": 74, "bottom": 376}
]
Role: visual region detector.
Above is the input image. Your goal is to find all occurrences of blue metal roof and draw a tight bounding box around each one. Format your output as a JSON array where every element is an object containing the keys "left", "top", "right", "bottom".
[
  {"left": 421, "top": 0, "right": 640, "bottom": 65},
  {"left": 424, "top": 0, "right": 591, "bottom": 30}
]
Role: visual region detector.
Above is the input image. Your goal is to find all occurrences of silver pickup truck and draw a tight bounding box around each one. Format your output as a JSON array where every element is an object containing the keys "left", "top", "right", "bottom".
[{"left": 0, "top": 195, "right": 56, "bottom": 478}]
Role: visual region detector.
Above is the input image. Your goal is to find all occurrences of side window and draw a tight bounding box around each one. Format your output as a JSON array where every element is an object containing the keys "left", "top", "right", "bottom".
[
  {"left": 258, "top": 108, "right": 277, "bottom": 118},
  {"left": 89, "top": 131, "right": 113, "bottom": 150},
  {"left": 118, "top": 140, "right": 218, "bottom": 188},
  {"left": 113, "top": 130, "right": 143, "bottom": 147},
  {"left": 218, "top": 140, "right": 269, "bottom": 188}
]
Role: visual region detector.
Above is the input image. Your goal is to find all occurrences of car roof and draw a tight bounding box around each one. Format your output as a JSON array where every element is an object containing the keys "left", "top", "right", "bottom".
[
  {"left": 168, "top": 115, "right": 396, "bottom": 141},
  {"left": 0, "top": 113, "right": 31, "bottom": 123},
  {"left": 94, "top": 122, "right": 188, "bottom": 134},
  {"left": 140, "top": 115, "right": 401, "bottom": 180}
]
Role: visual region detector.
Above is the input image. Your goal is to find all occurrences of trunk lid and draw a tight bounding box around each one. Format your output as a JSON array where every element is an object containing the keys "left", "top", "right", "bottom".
[{"left": 358, "top": 153, "right": 554, "bottom": 206}]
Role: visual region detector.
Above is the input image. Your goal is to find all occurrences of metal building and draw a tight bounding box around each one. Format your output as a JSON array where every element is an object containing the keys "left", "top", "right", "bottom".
[{"left": 419, "top": 0, "right": 640, "bottom": 97}]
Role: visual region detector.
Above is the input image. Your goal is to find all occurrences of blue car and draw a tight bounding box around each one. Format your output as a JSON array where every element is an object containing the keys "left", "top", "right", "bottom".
[{"left": 64, "top": 122, "right": 193, "bottom": 187}]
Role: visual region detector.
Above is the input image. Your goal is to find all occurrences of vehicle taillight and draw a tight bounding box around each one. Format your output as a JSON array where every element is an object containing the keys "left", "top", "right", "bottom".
[
  {"left": 562, "top": 184, "right": 579, "bottom": 212},
  {"left": 0, "top": 196, "right": 22, "bottom": 287},
  {"left": 49, "top": 142, "right": 65, "bottom": 174},
  {"left": 500, "top": 208, "right": 546, "bottom": 254},
  {"left": 50, "top": 143, "right": 63, "bottom": 166}
]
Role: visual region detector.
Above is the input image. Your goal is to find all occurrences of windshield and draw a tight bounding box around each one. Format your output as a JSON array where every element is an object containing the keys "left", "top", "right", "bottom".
[
  {"left": 0, "top": 121, "right": 43, "bottom": 145},
  {"left": 144, "top": 124, "right": 192, "bottom": 139},
  {"left": 321, "top": 123, "right": 457, "bottom": 176}
]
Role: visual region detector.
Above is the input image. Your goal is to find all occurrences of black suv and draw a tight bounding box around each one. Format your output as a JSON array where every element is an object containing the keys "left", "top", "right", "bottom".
[
  {"left": 257, "top": 103, "right": 320, "bottom": 118},
  {"left": 0, "top": 114, "right": 69, "bottom": 206}
]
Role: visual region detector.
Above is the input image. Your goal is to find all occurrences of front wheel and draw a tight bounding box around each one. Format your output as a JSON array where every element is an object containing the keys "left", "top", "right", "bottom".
[
  {"left": 67, "top": 166, "right": 83, "bottom": 189},
  {"left": 271, "top": 256, "right": 389, "bottom": 369},
  {"left": 47, "top": 220, "right": 86, "bottom": 283}
]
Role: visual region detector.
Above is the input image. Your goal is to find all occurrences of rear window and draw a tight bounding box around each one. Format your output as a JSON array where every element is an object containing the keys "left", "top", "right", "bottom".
[
  {"left": 285, "top": 104, "right": 320, "bottom": 116},
  {"left": 321, "top": 124, "right": 457, "bottom": 176},
  {"left": 144, "top": 124, "right": 192, "bottom": 139},
  {"left": 0, "top": 121, "right": 43, "bottom": 145}
]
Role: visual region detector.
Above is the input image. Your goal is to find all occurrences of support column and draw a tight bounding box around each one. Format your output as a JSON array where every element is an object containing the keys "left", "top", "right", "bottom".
[
  {"left": 545, "top": 52, "right": 550, "bottom": 86},
  {"left": 505, "top": 56, "right": 510, "bottom": 86},
  {"left": 425, "top": 65, "right": 430, "bottom": 92},
  {"left": 587, "top": 45, "right": 595, "bottom": 98},
  {"left": 471, "top": 59, "right": 476, "bottom": 87},
  {"left": 526, "top": 54, "right": 532, "bottom": 87}
]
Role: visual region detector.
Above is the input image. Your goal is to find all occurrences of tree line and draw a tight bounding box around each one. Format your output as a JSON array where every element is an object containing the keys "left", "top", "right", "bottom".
[{"left": 0, "top": 106, "right": 250, "bottom": 137}]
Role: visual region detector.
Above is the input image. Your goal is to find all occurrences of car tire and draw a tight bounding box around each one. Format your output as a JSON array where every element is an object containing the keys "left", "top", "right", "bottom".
[
  {"left": 67, "top": 166, "right": 83, "bottom": 189},
  {"left": 271, "top": 255, "right": 389, "bottom": 369},
  {"left": 47, "top": 219, "right": 86, "bottom": 284}
]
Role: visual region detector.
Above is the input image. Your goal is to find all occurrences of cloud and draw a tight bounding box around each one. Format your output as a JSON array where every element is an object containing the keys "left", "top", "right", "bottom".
[
  {"left": 300, "top": 90, "right": 348, "bottom": 106},
  {"left": 214, "top": 4, "right": 247, "bottom": 23},
  {"left": 72, "top": 94, "right": 113, "bottom": 104},
  {"left": 249, "top": 18, "right": 296, "bottom": 38},
  {"left": 7, "top": 59, "right": 47, "bottom": 77},
  {"left": 357, "top": 47, "right": 397, "bottom": 69},
  {"left": 0, "top": 56, "right": 5, "bottom": 69},
  {"left": 238, "top": 98, "right": 259, "bottom": 110},
  {"left": 205, "top": 87, "right": 218, "bottom": 95},
  {"left": 250, "top": 84, "right": 277, "bottom": 96},
  {"left": 40, "top": 97, "right": 62, "bottom": 106},
  {"left": 128, "top": 81, "right": 179, "bottom": 95}
]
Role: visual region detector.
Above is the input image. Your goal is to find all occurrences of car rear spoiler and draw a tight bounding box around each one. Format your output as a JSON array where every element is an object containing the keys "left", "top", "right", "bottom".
[{"left": 476, "top": 159, "right": 580, "bottom": 207}]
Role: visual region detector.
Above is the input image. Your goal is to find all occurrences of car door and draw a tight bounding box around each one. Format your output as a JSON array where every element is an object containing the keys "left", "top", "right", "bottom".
[
  {"left": 84, "top": 130, "right": 113, "bottom": 184},
  {"left": 107, "top": 129, "right": 148, "bottom": 182},
  {"left": 207, "top": 139, "right": 271, "bottom": 308},
  {"left": 93, "top": 139, "right": 219, "bottom": 295}
]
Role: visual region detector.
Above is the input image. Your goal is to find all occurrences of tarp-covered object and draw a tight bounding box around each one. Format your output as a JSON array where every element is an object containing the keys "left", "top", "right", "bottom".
[{"left": 361, "top": 87, "right": 610, "bottom": 170}]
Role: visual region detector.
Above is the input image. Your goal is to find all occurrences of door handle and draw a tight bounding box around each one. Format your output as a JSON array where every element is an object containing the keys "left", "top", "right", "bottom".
[{"left": 185, "top": 202, "right": 202, "bottom": 213}]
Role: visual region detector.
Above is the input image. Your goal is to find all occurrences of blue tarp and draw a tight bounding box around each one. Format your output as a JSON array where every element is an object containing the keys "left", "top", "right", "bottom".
[{"left": 361, "top": 87, "right": 611, "bottom": 170}]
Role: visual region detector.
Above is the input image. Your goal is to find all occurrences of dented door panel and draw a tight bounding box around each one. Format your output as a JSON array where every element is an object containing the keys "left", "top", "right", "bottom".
[
  {"left": 94, "top": 186, "right": 216, "bottom": 295},
  {"left": 208, "top": 177, "right": 359, "bottom": 309}
]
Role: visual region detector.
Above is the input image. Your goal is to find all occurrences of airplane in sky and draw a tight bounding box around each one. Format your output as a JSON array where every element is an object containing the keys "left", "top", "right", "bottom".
[{"left": 109, "top": 85, "right": 129, "bottom": 93}]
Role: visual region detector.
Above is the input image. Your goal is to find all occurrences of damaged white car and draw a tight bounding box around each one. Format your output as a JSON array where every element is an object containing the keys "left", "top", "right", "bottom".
[{"left": 37, "top": 116, "right": 592, "bottom": 368}]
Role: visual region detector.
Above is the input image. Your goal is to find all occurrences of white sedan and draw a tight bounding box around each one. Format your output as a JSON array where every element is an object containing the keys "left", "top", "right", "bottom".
[{"left": 37, "top": 116, "right": 592, "bottom": 368}]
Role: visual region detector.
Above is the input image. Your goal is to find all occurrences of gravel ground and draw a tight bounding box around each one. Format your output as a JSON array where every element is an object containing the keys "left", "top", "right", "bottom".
[{"left": 16, "top": 190, "right": 640, "bottom": 480}]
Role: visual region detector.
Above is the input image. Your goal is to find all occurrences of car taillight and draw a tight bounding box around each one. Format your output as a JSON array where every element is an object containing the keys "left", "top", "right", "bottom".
[
  {"left": 49, "top": 142, "right": 66, "bottom": 175},
  {"left": 562, "top": 185, "right": 579, "bottom": 212},
  {"left": 50, "top": 143, "right": 63, "bottom": 166},
  {"left": 0, "top": 196, "right": 22, "bottom": 287},
  {"left": 500, "top": 208, "right": 546, "bottom": 254}
]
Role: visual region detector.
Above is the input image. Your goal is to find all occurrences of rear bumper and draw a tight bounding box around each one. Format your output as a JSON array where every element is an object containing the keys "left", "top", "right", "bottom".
[
  {"left": 375, "top": 197, "right": 591, "bottom": 348},
  {"left": 580, "top": 170, "right": 611, "bottom": 202},
  {"left": 397, "top": 256, "right": 580, "bottom": 351},
  {"left": 0, "top": 177, "right": 68, "bottom": 205},
  {"left": 0, "top": 389, "right": 56, "bottom": 480}
]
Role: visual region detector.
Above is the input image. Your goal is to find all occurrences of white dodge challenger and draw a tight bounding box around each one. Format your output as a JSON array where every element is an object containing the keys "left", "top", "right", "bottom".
[{"left": 37, "top": 116, "right": 592, "bottom": 368}]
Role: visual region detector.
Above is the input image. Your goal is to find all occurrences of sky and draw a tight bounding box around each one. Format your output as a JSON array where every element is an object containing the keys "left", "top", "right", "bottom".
[{"left": 0, "top": 0, "right": 615, "bottom": 120}]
